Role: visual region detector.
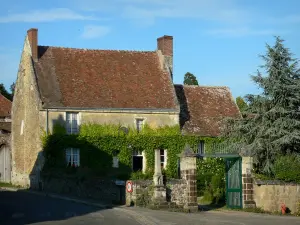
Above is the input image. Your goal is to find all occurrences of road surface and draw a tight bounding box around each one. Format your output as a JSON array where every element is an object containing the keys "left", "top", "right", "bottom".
[{"left": 1, "top": 189, "right": 300, "bottom": 225}]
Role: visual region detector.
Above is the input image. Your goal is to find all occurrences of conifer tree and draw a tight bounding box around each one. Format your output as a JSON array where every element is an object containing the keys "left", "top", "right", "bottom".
[{"left": 224, "top": 37, "right": 300, "bottom": 174}]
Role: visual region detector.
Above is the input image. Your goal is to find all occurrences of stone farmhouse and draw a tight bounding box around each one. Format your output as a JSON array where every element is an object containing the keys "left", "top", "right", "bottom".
[{"left": 11, "top": 28, "right": 240, "bottom": 187}]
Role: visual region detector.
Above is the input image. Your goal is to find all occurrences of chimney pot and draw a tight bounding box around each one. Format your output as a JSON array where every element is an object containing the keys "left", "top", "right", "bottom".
[{"left": 27, "top": 28, "right": 38, "bottom": 61}]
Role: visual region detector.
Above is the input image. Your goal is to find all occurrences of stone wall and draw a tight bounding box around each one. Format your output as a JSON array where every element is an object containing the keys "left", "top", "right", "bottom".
[
  {"left": 166, "top": 179, "right": 187, "bottom": 207},
  {"left": 125, "top": 180, "right": 153, "bottom": 206},
  {"left": 126, "top": 179, "right": 188, "bottom": 208},
  {"left": 11, "top": 35, "right": 43, "bottom": 187},
  {"left": 39, "top": 110, "right": 179, "bottom": 134},
  {"left": 40, "top": 175, "right": 124, "bottom": 205},
  {"left": 253, "top": 180, "right": 300, "bottom": 214}
]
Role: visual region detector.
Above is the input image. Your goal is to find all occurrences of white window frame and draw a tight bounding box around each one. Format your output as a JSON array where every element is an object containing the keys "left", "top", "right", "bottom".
[
  {"left": 65, "top": 112, "right": 80, "bottom": 134},
  {"left": 66, "top": 148, "right": 80, "bottom": 167},
  {"left": 132, "top": 150, "right": 145, "bottom": 172},
  {"left": 160, "top": 149, "right": 167, "bottom": 169},
  {"left": 135, "top": 118, "right": 145, "bottom": 132}
]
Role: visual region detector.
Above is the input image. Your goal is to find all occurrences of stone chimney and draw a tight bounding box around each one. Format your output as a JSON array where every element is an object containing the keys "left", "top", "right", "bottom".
[
  {"left": 27, "top": 28, "right": 38, "bottom": 62},
  {"left": 157, "top": 35, "right": 173, "bottom": 79}
]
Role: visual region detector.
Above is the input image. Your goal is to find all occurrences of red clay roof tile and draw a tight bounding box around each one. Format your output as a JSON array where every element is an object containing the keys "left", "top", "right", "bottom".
[
  {"left": 175, "top": 85, "right": 241, "bottom": 137},
  {"left": 34, "top": 46, "right": 178, "bottom": 110},
  {"left": 0, "top": 94, "right": 12, "bottom": 117}
]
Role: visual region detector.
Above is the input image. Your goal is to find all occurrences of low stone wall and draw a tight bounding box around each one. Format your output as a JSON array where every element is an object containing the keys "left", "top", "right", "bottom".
[
  {"left": 40, "top": 175, "right": 124, "bottom": 205},
  {"left": 166, "top": 179, "right": 187, "bottom": 207},
  {"left": 125, "top": 180, "right": 152, "bottom": 206},
  {"left": 126, "top": 179, "right": 188, "bottom": 208},
  {"left": 254, "top": 179, "right": 300, "bottom": 214}
]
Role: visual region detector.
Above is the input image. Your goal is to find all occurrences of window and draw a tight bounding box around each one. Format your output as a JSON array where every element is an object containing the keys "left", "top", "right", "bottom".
[
  {"left": 198, "top": 140, "right": 205, "bottom": 155},
  {"left": 66, "top": 112, "right": 79, "bottom": 134},
  {"left": 136, "top": 119, "right": 144, "bottom": 132},
  {"left": 66, "top": 148, "right": 80, "bottom": 167},
  {"left": 132, "top": 150, "right": 143, "bottom": 172},
  {"left": 160, "top": 149, "right": 167, "bottom": 169}
]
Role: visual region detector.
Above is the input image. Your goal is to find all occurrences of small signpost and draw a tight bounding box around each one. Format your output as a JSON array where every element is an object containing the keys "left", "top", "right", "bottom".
[{"left": 126, "top": 181, "right": 133, "bottom": 193}]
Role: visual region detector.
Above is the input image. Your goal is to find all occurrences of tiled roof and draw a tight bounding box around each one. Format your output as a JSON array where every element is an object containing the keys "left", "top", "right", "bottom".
[
  {"left": 34, "top": 46, "right": 178, "bottom": 110},
  {"left": 0, "top": 94, "right": 12, "bottom": 117},
  {"left": 175, "top": 85, "right": 241, "bottom": 137}
]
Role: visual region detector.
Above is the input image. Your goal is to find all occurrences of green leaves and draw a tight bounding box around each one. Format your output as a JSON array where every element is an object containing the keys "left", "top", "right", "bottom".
[
  {"left": 274, "top": 154, "right": 300, "bottom": 183},
  {"left": 224, "top": 37, "right": 300, "bottom": 175},
  {"left": 42, "top": 123, "right": 221, "bottom": 179},
  {"left": 183, "top": 72, "right": 199, "bottom": 85}
]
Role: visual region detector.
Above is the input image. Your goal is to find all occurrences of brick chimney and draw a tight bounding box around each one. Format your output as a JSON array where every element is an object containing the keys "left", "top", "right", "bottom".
[
  {"left": 27, "top": 28, "right": 38, "bottom": 62},
  {"left": 157, "top": 35, "right": 173, "bottom": 79}
]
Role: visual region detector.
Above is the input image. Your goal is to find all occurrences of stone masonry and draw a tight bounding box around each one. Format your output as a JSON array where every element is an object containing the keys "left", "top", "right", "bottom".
[
  {"left": 242, "top": 157, "right": 255, "bottom": 208},
  {"left": 11, "top": 30, "right": 43, "bottom": 187},
  {"left": 180, "top": 152, "right": 198, "bottom": 212}
]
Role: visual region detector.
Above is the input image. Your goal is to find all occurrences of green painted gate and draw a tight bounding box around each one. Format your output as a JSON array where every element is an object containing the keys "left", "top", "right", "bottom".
[{"left": 225, "top": 157, "right": 242, "bottom": 209}]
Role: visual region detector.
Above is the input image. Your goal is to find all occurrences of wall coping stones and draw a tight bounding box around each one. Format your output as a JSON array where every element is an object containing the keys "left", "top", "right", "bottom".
[{"left": 254, "top": 178, "right": 300, "bottom": 186}]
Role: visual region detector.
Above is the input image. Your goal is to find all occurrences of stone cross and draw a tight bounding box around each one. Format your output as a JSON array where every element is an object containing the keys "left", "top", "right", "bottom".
[{"left": 153, "top": 149, "right": 163, "bottom": 186}]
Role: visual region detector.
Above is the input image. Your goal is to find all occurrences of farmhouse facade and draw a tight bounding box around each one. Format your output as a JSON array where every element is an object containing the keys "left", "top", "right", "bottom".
[{"left": 11, "top": 28, "right": 240, "bottom": 187}]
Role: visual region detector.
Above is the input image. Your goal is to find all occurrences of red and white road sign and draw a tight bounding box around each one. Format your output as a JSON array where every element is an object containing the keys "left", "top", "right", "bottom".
[{"left": 126, "top": 181, "right": 133, "bottom": 193}]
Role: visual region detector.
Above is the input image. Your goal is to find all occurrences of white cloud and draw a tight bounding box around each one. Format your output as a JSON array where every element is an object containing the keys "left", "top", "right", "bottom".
[
  {"left": 0, "top": 8, "right": 98, "bottom": 23},
  {"left": 205, "top": 27, "right": 278, "bottom": 38},
  {"left": 81, "top": 25, "right": 111, "bottom": 39},
  {"left": 122, "top": 0, "right": 250, "bottom": 24}
]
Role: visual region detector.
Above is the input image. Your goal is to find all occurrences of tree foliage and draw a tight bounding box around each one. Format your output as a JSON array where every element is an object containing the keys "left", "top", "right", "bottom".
[
  {"left": 184, "top": 72, "right": 199, "bottom": 85},
  {"left": 224, "top": 37, "right": 300, "bottom": 175},
  {"left": 0, "top": 83, "right": 13, "bottom": 100},
  {"left": 236, "top": 96, "right": 248, "bottom": 112}
]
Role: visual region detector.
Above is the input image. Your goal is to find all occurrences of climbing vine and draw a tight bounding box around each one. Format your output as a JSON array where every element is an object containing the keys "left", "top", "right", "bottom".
[{"left": 41, "top": 123, "right": 223, "bottom": 179}]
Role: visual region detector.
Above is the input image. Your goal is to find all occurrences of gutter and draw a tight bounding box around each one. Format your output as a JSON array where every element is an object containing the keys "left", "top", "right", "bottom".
[{"left": 41, "top": 107, "right": 180, "bottom": 114}]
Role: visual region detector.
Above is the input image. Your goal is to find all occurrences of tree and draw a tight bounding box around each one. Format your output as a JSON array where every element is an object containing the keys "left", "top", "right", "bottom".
[
  {"left": 0, "top": 83, "right": 12, "bottom": 100},
  {"left": 184, "top": 72, "right": 199, "bottom": 85},
  {"left": 10, "top": 82, "right": 15, "bottom": 99},
  {"left": 236, "top": 96, "right": 248, "bottom": 112},
  {"left": 224, "top": 37, "right": 300, "bottom": 175}
]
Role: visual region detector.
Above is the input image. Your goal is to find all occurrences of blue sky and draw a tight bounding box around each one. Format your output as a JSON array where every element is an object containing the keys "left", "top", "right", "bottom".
[{"left": 0, "top": 0, "right": 300, "bottom": 99}]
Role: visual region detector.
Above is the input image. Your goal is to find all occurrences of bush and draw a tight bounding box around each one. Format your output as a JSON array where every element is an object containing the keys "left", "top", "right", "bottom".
[
  {"left": 197, "top": 158, "right": 225, "bottom": 197},
  {"left": 273, "top": 154, "right": 300, "bottom": 183},
  {"left": 130, "top": 171, "right": 152, "bottom": 180}
]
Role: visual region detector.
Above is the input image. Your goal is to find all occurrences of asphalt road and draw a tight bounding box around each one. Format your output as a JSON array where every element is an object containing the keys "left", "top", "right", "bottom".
[
  {"left": 1, "top": 189, "right": 300, "bottom": 225},
  {"left": 0, "top": 189, "right": 140, "bottom": 225}
]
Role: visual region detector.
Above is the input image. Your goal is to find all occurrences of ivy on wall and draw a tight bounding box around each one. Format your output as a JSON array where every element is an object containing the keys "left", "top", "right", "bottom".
[{"left": 41, "top": 123, "right": 224, "bottom": 179}]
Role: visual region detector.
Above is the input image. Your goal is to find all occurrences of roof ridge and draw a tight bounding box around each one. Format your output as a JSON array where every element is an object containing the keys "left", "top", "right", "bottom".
[
  {"left": 38, "top": 45, "right": 156, "bottom": 53},
  {"left": 174, "top": 84, "right": 229, "bottom": 89}
]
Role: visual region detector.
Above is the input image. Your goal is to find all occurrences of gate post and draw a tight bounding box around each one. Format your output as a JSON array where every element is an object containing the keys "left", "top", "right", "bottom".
[
  {"left": 179, "top": 146, "right": 198, "bottom": 212},
  {"left": 242, "top": 157, "right": 255, "bottom": 208}
]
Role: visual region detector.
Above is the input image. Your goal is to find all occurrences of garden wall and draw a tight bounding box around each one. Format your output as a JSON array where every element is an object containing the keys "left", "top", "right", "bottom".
[
  {"left": 254, "top": 179, "right": 300, "bottom": 214},
  {"left": 125, "top": 179, "right": 187, "bottom": 208}
]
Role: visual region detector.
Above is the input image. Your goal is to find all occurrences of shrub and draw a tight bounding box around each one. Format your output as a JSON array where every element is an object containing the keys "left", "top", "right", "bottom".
[
  {"left": 197, "top": 158, "right": 225, "bottom": 197},
  {"left": 130, "top": 171, "right": 152, "bottom": 180},
  {"left": 273, "top": 154, "right": 300, "bottom": 183}
]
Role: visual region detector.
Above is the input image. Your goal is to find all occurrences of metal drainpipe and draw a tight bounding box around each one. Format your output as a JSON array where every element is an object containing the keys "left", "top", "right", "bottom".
[{"left": 46, "top": 108, "right": 48, "bottom": 135}]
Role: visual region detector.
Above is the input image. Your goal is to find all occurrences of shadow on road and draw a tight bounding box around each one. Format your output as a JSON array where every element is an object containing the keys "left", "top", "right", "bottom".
[
  {"left": 198, "top": 202, "right": 226, "bottom": 212},
  {"left": 0, "top": 189, "right": 107, "bottom": 225}
]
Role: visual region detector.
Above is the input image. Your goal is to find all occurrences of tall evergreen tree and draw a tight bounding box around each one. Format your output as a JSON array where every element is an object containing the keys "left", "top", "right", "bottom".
[
  {"left": 184, "top": 72, "right": 199, "bottom": 85},
  {"left": 224, "top": 37, "right": 300, "bottom": 174}
]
